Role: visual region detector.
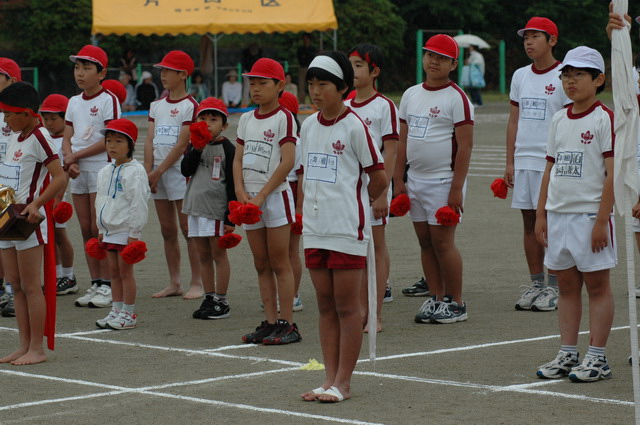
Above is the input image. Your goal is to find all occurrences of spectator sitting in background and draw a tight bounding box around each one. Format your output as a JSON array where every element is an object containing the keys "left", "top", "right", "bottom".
[
  {"left": 284, "top": 72, "right": 298, "bottom": 98},
  {"left": 222, "top": 69, "right": 242, "bottom": 108},
  {"left": 189, "top": 70, "right": 210, "bottom": 102},
  {"left": 119, "top": 72, "right": 137, "bottom": 112},
  {"left": 135, "top": 71, "right": 159, "bottom": 111}
]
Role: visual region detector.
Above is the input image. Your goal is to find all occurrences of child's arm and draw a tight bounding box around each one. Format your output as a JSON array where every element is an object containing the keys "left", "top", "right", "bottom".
[
  {"left": 372, "top": 138, "right": 397, "bottom": 219},
  {"left": 449, "top": 124, "right": 473, "bottom": 213},
  {"left": 592, "top": 156, "right": 614, "bottom": 253},
  {"left": 367, "top": 169, "right": 388, "bottom": 202},
  {"left": 148, "top": 124, "right": 190, "bottom": 188},
  {"left": 248, "top": 142, "right": 295, "bottom": 208},
  {"left": 504, "top": 104, "right": 519, "bottom": 188},
  {"left": 23, "top": 160, "right": 66, "bottom": 223},
  {"left": 296, "top": 172, "right": 304, "bottom": 215},
  {"left": 632, "top": 196, "right": 640, "bottom": 218},
  {"left": 233, "top": 143, "right": 250, "bottom": 204},
  {"left": 64, "top": 139, "right": 107, "bottom": 166},
  {"left": 534, "top": 161, "right": 553, "bottom": 248},
  {"left": 180, "top": 144, "right": 201, "bottom": 177},
  {"left": 143, "top": 120, "right": 155, "bottom": 174},
  {"left": 392, "top": 122, "right": 408, "bottom": 197}
]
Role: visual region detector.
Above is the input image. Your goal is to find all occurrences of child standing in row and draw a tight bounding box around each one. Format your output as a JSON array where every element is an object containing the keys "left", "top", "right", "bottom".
[
  {"left": 235, "top": 58, "right": 299, "bottom": 345},
  {"left": 0, "top": 82, "right": 66, "bottom": 364},
  {"left": 393, "top": 34, "right": 474, "bottom": 324},
  {"left": 347, "top": 43, "right": 399, "bottom": 332},
  {"left": 505, "top": 18, "right": 569, "bottom": 312},
  {"left": 95, "top": 119, "right": 150, "bottom": 330},
  {"left": 183, "top": 98, "right": 236, "bottom": 320},
  {"left": 40, "top": 94, "right": 76, "bottom": 295},
  {"left": 145, "top": 51, "right": 203, "bottom": 300},
  {"left": 535, "top": 46, "right": 616, "bottom": 382},
  {"left": 299, "top": 51, "right": 386, "bottom": 402},
  {"left": 63, "top": 45, "right": 120, "bottom": 309}
]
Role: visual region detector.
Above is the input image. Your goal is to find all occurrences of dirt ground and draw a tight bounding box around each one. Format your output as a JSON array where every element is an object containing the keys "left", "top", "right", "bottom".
[{"left": 0, "top": 101, "right": 638, "bottom": 425}]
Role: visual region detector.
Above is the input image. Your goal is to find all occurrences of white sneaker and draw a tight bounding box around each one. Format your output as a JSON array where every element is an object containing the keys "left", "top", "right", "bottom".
[
  {"left": 531, "top": 286, "right": 558, "bottom": 311},
  {"left": 75, "top": 283, "right": 100, "bottom": 307},
  {"left": 88, "top": 285, "right": 112, "bottom": 308},
  {"left": 635, "top": 285, "right": 640, "bottom": 298},
  {"left": 293, "top": 294, "right": 304, "bottom": 312},
  {"left": 96, "top": 309, "right": 120, "bottom": 329},
  {"left": 107, "top": 310, "right": 137, "bottom": 330},
  {"left": 515, "top": 280, "right": 545, "bottom": 310}
]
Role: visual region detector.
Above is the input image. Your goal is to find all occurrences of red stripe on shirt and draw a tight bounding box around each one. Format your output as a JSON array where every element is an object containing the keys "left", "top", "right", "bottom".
[
  {"left": 27, "top": 162, "right": 43, "bottom": 204},
  {"left": 450, "top": 83, "right": 473, "bottom": 124},
  {"left": 103, "top": 90, "right": 119, "bottom": 122},
  {"left": 356, "top": 167, "right": 365, "bottom": 241},
  {"left": 236, "top": 137, "right": 245, "bottom": 146},
  {"left": 381, "top": 94, "right": 399, "bottom": 139},
  {"left": 349, "top": 110, "right": 381, "bottom": 165},
  {"left": 599, "top": 102, "right": 615, "bottom": 154}
]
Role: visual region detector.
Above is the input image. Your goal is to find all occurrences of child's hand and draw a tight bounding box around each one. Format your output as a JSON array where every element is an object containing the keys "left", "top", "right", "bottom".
[
  {"left": 534, "top": 215, "right": 547, "bottom": 247},
  {"left": 632, "top": 201, "right": 640, "bottom": 218},
  {"left": 64, "top": 152, "right": 78, "bottom": 166},
  {"left": 98, "top": 234, "right": 103, "bottom": 241},
  {"left": 372, "top": 195, "right": 389, "bottom": 220},
  {"left": 591, "top": 222, "right": 609, "bottom": 253},
  {"left": 68, "top": 163, "right": 80, "bottom": 179},
  {"left": 235, "top": 191, "right": 251, "bottom": 204},
  {"left": 606, "top": 2, "right": 631, "bottom": 40},
  {"left": 21, "top": 203, "right": 42, "bottom": 223},
  {"left": 447, "top": 188, "right": 464, "bottom": 214},
  {"left": 248, "top": 193, "right": 265, "bottom": 208},
  {"left": 392, "top": 179, "right": 406, "bottom": 198},
  {"left": 127, "top": 237, "right": 138, "bottom": 244},
  {"left": 503, "top": 164, "right": 514, "bottom": 188},
  {"left": 223, "top": 225, "right": 235, "bottom": 234},
  {"left": 147, "top": 170, "right": 160, "bottom": 193}
]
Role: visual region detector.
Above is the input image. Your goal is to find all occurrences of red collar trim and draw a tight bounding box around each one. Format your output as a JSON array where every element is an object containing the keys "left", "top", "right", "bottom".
[
  {"left": 317, "top": 107, "right": 351, "bottom": 126},
  {"left": 350, "top": 92, "right": 380, "bottom": 108},
  {"left": 17, "top": 123, "right": 43, "bottom": 142},
  {"left": 82, "top": 88, "right": 105, "bottom": 100},
  {"left": 253, "top": 105, "right": 282, "bottom": 120},
  {"left": 566, "top": 101, "right": 601, "bottom": 120},
  {"left": 422, "top": 81, "right": 453, "bottom": 91},
  {"left": 165, "top": 94, "right": 192, "bottom": 104},
  {"left": 531, "top": 61, "right": 561, "bottom": 75}
]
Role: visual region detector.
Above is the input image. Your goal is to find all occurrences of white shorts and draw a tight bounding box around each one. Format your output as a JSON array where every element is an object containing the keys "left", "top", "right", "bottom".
[
  {"left": 407, "top": 175, "right": 466, "bottom": 225},
  {"left": 370, "top": 189, "right": 392, "bottom": 226},
  {"left": 188, "top": 216, "right": 224, "bottom": 237},
  {"left": 151, "top": 167, "right": 186, "bottom": 201},
  {"left": 511, "top": 169, "right": 543, "bottom": 210},
  {"left": 0, "top": 213, "right": 48, "bottom": 251},
  {"left": 70, "top": 170, "right": 99, "bottom": 194},
  {"left": 243, "top": 188, "right": 294, "bottom": 230},
  {"left": 633, "top": 217, "right": 640, "bottom": 233},
  {"left": 545, "top": 211, "right": 617, "bottom": 273}
]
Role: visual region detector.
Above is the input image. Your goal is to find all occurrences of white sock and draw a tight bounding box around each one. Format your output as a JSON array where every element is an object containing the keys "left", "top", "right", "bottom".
[
  {"left": 112, "top": 301, "right": 123, "bottom": 312},
  {"left": 123, "top": 304, "right": 135, "bottom": 314},
  {"left": 56, "top": 264, "right": 62, "bottom": 278},
  {"left": 62, "top": 267, "right": 74, "bottom": 279}
]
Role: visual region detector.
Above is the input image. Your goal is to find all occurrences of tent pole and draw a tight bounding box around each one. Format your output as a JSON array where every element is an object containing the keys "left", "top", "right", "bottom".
[
  {"left": 333, "top": 29, "right": 337, "bottom": 51},
  {"left": 208, "top": 34, "right": 222, "bottom": 98}
]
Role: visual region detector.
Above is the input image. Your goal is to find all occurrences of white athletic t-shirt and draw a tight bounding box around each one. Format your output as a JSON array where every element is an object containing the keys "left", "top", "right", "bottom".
[
  {"left": 346, "top": 92, "right": 400, "bottom": 150},
  {"left": 399, "top": 82, "right": 474, "bottom": 179},
  {"left": 0, "top": 124, "right": 58, "bottom": 204},
  {"left": 236, "top": 106, "right": 297, "bottom": 193},
  {"left": 149, "top": 95, "right": 198, "bottom": 170},
  {"left": 65, "top": 88, "right": 120, "bottom": 172},
  {"left": 299, "top": 108, "right": 384, "bottom": 256},
  {"left": 50, "top": 134, "right": 64, "bottom": 165},
  {"left": 0, "top": 112, "right": 18, "bottom": 163},
  {"left": 545, "top": 101, "right": 614, "bottom": 214},
  {"left": 510, "top": 62, "right": 571, "bottom": 171}
]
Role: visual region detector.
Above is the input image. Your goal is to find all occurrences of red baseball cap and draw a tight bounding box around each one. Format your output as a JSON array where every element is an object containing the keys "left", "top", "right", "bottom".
[
  {"left": 154, "top": 51, "right": 195, "bottom": 76},
  {"left": 196, "top": 97, "right": 228, "bottom": 117},
  {"left": 99, "top": 118, "right": 138, "bottom": 144},
  {"left": 70, "top": 45, "right": 108, "bottom": 69},
  {"left": 278, "top": 91, "right": 299, "bottom": 115},
  {"left": 517, "top": 17, "right": 559, "bottom": 38},
  {"left": 40, "top": 94, "right": 69, "bottom": 113},
  {"left": 242, "top": 58, "right": 285, "bottom": 81},
  {"left": 102, "top": 79, "right": 127, "bottom": 104},
  {"left": 423, "top": 34, "right": 459, "bottom": 60},
  {"left": 0, "top": 58, "right": 21, "bottom": 82}
]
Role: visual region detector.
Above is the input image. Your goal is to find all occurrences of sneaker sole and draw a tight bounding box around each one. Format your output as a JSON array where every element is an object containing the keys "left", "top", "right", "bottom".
[
  {"left": 569, "top": 371, "right": 612, "bottom": 382},
  {"left": 536, "top": 370, "right": 569, "bottom": 379},
  {"left": 57, "top": 286, "right": 80, "bottom": 295},
  {"left": 430, "top": 313, "right": 468, "bottom": 324},
  {"left": 414, "top": 316, "right": 433, "bottom": 324},
  {"left": 293, "top": 305, "right": 304, "bottom": 312},
  {"left": 108, "top": 324, "right": 137, "bottom": 330},
  {"left": 205, "top": 312, "right": 231, "bottom": 320},
  {"left": 531, "top": 305, "right": 557, "bottom": 312},
  {"left": 88, "top": 301, "right": 112, "bottom": 308},
  {"left": 402, "top": 291, "right": 429, "bottom": 297},
  {"left": 263, "top": 337, "right": 302, "bottom": 345},
  {"left": 383, "top": 297, "right": 394, "bottom": 303},
  {"left": 515, "top": 304, "right": 532, "bottom": 311}
]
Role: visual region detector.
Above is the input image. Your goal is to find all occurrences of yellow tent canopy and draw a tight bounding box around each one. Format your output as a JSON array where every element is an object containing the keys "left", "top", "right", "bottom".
[{"left": 92, "top": 0, "right": 338, "bottom": 36}]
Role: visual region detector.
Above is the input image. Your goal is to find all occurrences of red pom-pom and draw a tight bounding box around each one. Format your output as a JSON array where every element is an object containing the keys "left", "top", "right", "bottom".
[
  {"left": 242, "top": 203, "right": 263, "bottom": 225},
  {"left": 52, "top": 201, "right": 73, "bottom": 223},
  {"left": 189, "top": 121, "right": 211, "bottom": 150},
  {"left": 291, "top": 213, "right": 303, "bottom": 235},
  {"left": 390, "top": 194, "right": 411, "bottom": 216},
  {"left": 435, "top": 206, "right": 460, "bottom": 226},
  {"left": 85, "top": 238, "right": 106, "bottom": 260},
  {"left": 490, "top": 178, "right": 508, "bottom": 199},
  {"left": 120, "top": 241, "right": 147, "bottom": 264},
  {"left": 228, "top": 200, "right": 244, "bottom": 225},
  {"left": 218, "top": 233, "right": 242, "bottom": 249}
]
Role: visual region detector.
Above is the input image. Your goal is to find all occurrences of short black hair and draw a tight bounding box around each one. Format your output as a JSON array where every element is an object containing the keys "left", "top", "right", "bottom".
[
  {"left": 76, "top": 58, "right": 104, "bottom": 73},
  {"left": 348, "top": 43, "right": 385, "bottom": 72},
  {"left": 104, "top": 130, "right": 135, "bottom": 158},
  {"left": 198, "top": 109, "right": 228, "bottom": 125},
  {"left": 560, "top": 66, "right": 605, "bottom": 94},
  {"left": 0, "top": 81, "right": 39, "bottom": 112},
  {"left": 41, "top": 111, "right": 65, "bottom": 120},
  {"left": 306, "top": 51, "right": 354, "bottom": 99}
]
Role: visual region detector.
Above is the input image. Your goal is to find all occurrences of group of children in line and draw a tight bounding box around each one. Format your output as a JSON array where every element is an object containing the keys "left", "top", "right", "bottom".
[{"left": 0, "top": 8, "right": 635, "bottom": 400}]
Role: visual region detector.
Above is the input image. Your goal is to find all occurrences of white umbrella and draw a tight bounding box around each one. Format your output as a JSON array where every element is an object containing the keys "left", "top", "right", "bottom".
[
  {"left": 453, "top": 34, "right": 490, "bottom": 49},
  {"left": 611, "top": 1, "right": 640, "bottom": 423}
]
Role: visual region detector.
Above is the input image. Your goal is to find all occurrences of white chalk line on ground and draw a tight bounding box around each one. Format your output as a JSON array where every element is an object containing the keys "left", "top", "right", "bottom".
[{"left": 0, "top": 369, "right": 387, "bottom": 425}]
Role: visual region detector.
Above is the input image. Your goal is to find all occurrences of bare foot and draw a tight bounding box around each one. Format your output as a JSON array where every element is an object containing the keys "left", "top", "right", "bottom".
[
  {"left": 363, "top": 320, "right": 383, "bottom": 334},
  {"left": 152, "top": 286, "right": 183, "bottom": 298},
  {"left": 301, "top": 386, "right": 327, "bottom": 402},
  {"left": 183, "top": 285, "right": 204, "bottom": 300},
  {"left": 0, "top": 349, "right": 27, "bottom": 363},
  {"left": 317, "top": 385, "right": 350, "bottom": 403},
  {"left": 11, "top": 350, "right": 47, "bottom": 366}
]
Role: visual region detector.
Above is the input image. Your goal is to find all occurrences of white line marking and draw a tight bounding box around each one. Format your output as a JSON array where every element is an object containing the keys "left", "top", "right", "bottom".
[
  {"left": 201, "top": 344, "right": 256, "bottom": 352},
  {"left": 58, "top": 329, "right": 112, "bottom": 337},
  {"left": 0, "top": 391, "right": 128, "bottom": 412},
  {"left": 469, "top": 167, "right": 505, "bottom": 171}
]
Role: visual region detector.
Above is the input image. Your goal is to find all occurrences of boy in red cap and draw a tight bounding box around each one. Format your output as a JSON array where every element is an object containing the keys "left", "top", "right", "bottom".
[
  {"left": 63, "top": 45, "right": 121, "bottom": 309},
  {"left": 0, "top": 82, "right": 66, "bottom": 364},
  {"left": 393, "top": 34, "right": 474, "bottom": 324},
  {"left": 144, "top": 50, "right": 203, "bottom": 300},
  {"left": 40, "top": 94, "right": 77, "bottom": 296},
  {"left": 182, "top": 98, "right": 236, "bottom": 319},
  {"left": 347, "top": 43, "right": 399, "bottom": 332},
  {"left": 235, "top": 58, "right": 300, "bottom": 344},
  {"left": 0, "top": 57, "right": 21, "bottom": 316},
  {"left": 504, "top": 17, "right": 570, "bottom": 312},
  {"left": 95, "top": 118, "right": 149, "bottom": 329}
]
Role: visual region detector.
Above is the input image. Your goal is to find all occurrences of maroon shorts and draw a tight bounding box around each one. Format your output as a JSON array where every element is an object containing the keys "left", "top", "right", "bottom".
[
  {"left": 304, "top": 248, "right": 366, "bottom": 269},
  {"left": 100, "top": 241, "right": 125, "bottom": 252}
]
